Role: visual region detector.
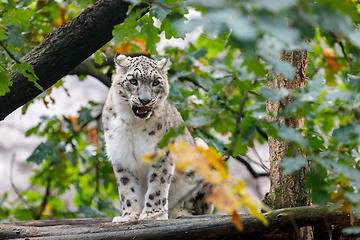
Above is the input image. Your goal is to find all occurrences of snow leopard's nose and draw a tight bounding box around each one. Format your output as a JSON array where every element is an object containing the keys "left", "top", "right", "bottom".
[{"left": 139, "top": 97, "right": 151, "bottom": 106}]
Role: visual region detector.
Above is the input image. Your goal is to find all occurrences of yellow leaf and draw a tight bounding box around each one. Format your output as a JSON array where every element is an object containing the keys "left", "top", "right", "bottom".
[
  {"left": 168, "top": 142, "right": 225, "bottom": 184},
  {"left": 45, "top": 203, "right": 52, "bottom": 211},
  {"left": 200, "top": 147, "right": 227, "bottom": 180},
  {"left": 142, "top": 148, "right": 167, "bottom": 165},
  {"left": 168, "top": 142, "right": 195, "bottom": 171},
  {"left": 342, "top": 201, "right": 352, "bottom": 213},
  {"left": 196, "top": 165, "right": 223, "bottom": 184},
  {"left": 325, "top": 67, "right": 337, "bottom": 86},
  {"left": 231, "top": 211, "right": 243, "bottom": 232},
  {"left": 225, "top": 84, "right": 235, "bottom": 98},
  {"left": 143, "top": 153, "right": 153, "bottom": 165},
  {"left": 207, "top": 184, "right": 241, "bottom": 213},
  {"left": 199, "top": 57, "right": 208, "bottom": 66},
  {"left": 323, "top": 48, "right": 336, "bottom": 58}
]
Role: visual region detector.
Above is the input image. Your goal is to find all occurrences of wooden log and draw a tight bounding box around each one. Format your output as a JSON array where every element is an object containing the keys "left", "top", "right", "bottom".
[{"left": 0, "top": 206, "right": 359, "bottom": 239}]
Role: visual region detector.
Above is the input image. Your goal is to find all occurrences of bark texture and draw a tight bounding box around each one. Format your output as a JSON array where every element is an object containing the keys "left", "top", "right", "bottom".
[
  {"left": 0, "top": 0, "right": 144, "bottom": 121},
  {"left": 0, "top": 207, "right": 358, "bottom": 239},
  {"left": 265, "top": 50, "right": 312, "bottom": 239}
]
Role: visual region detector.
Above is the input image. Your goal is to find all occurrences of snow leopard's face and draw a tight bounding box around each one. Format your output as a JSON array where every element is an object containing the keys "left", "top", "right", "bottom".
[{"left": 113, "top": 54, "right": 171, "bottom": 119}]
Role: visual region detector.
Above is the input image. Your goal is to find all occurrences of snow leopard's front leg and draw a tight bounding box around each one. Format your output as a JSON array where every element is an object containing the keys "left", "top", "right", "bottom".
[
  {"left": 112, "top": 164, "right": 142, "bottom": 222},
  {"left": 139, "top": 154, "right": 175, "bottom": 220}
]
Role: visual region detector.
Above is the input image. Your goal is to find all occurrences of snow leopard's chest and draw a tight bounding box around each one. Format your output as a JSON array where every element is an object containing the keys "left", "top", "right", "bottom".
[{"left": 104, "top": 107, "right": 166, "bottom": 176}]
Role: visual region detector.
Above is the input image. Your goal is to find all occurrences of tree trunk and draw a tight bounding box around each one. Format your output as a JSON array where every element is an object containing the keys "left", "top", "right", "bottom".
[
  {"left": 0, "top": 0, "right": 146, "bottom": 121},
  {"left": 264, "top": 50, "right": 313, "bottom": 239},
  {"left": 0, "top": 207, "right": 357, "bottom": 239}
]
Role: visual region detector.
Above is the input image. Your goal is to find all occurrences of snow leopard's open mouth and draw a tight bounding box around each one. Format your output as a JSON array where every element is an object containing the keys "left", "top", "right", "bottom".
[{"left": 132, "top": 106, "right": 153, "bottom": 119}]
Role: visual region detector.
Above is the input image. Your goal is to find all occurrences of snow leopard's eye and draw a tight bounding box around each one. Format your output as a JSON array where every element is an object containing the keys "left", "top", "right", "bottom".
[
  {"left": 152, "top": 80, "right": 160, "bottom": 86},
  {"left": 129, "top": 79, "right": 138, "bottom": 85}
]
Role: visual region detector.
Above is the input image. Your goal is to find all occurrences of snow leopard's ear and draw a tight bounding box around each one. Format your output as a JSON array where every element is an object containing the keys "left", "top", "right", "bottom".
[
  {"left": 157, "top": 58, "right": 171, "bottom": 73},
  {"left": 114, "top": 53, "right": 130, "bottom": 74}
]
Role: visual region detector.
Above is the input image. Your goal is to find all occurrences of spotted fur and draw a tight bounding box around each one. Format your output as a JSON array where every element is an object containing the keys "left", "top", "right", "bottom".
[{"left": 103, "top": 54, "right": 213, "bottom": 222}]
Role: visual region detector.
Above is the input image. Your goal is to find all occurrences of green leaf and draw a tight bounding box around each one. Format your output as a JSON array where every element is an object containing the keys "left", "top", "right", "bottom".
[
  {"left": 93, "top": 51, "right": 104, "bottom": 65},
  {"left": 127, "top": 0, "right": 142, "bottom": 5},
  {"left": 25, "top": 123, "right": 42, "bottom": 137},
  {"left": 12, "top": 62, "right": 43, "bottom": 91},
  {"left": 0, "top": 71, "right": 13, "bottom": 96},
  {"left": 210, "top": 9, "right": 257, "bottom": 41},
  {"left": 258, "top": 16, "right": 300, "bottom": 44},
  {"left": 4, "top": 25, "right": 24, "bottom": 48},
  {"left": 348, "top": 30, "right": 360, "bottom": 49},
  {"left": 27, "top": 142, "right": 52, "bottom": 164},
  {"left": 332, "top": 123, "right": 360, "bottom": 145},
  {"left": 254, "top": 0, "right": 295, "bottom": 13},
  {"left": 112, "top": 24, "right": 125, "bottom": 45},
  {"left": 112, "top": 8, "right": 146, "bottom": 44},
  {"left": 160, "top": 18, "right": 184, "bottom": 39},
  {"left": 157, "top": 124, "right": 185, "bottom": 149},
  {"left": 348, "top": 74, "right": 360, "bottom": 89},
  {"left": 79, "top": 205, "right": 97, "bottom": 218},
  {"left": 21, "top": 99, "right": 34, "bottom": 115},
  {"left": 3, "top": 8, "right": 32, "bottom": 30},
  {"left": 151, "top": 3, "right": 171, "bottom": 21},
  {"left": 263, "top": 55, "right": 295, "bottom": 80},
  {"left": 0, "top": 27, "right": 5, "bottom": 41},
  {"left": 196, "top": 35, "right": 226, "bottom": 58},
  {"left": 186, "top": 115, "right": 212, "bottom": 127},
  {"left": 306, "top": 166, "right": 330, "bottom": 207},
  {"left": 261, "top": 88, "right": 290, "bottom": 102},
  {"left": 342, "top": 226, "right": 360, "bottom": 234},
  {"left": 319, "top": 114, "right": 335, "bottom": 134},
  {"left": 280, "top": 156, "right": 307, "bottom": 174},
  {"left": 269, "top": 123, "right": 310, "bottom": 150},
  {"left": 140, "top": 13, "right": 160, "bottom": 55},
  {"left": 193, "top": 75, "right": 212, "bottom": 90},
  {"left": 344, "top": 192, "right": 360, "bottom": 203},
  {"left": 78, "top": 107, "right": 93, "bottom": 124}
]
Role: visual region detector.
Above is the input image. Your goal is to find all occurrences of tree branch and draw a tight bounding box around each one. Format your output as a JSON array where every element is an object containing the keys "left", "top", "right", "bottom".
[
  {"left": 0, "top": 41, "right": 21, "bottom": 64},
  {"left": 69, "top": 59, "right": 112, "bottom": 87},
  {"left": 0, "top": 0, "right": 148, "bottom": 121}
]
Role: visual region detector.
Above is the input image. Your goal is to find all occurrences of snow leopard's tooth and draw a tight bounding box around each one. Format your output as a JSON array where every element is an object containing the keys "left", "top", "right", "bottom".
[
  {"left": 136, "top": 110, "right": 140, "bottom": 114},
  {"left": 144, "top": 110, "right": 147, "bottom": 114}
]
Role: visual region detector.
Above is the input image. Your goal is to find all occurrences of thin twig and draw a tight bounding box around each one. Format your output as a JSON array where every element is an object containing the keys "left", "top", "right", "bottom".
[
  {"left": 226, "top": 90, "right": 248, "bottom": 157},
  {"left": 87, "top": 162, "right": 100, "bottom": 205},
  {"left": 10, "top": 154, "right": 40, "bottom": 217},
  {"left": 289, "top": 215, "right": 303, "bottom": 240},
  {"left": 0, "top": 61, "right": 7, "bottom": 70},
  {"left": 256, "top": 126, "right": 268, "bottom": 140},
  {"left": 250, "top": 146, "right": 270, "bottom": 173},
  {"left": 339, "top": 41, "right": 352, "bottom": 67},
  {"left": 0, "top": 41, "right": 21, "bottom": 64},
  {"left": 323, "top": 216, "right": 333, "bottom": 240},
  {"left": 35, "top": 174, "right": 51, "bottom": 220},
  {"left": 198, "top": 128, "right": 269, "bottom": 178},
  {"left": 232, "top": 155, "right": 270, "bottom": 178}
]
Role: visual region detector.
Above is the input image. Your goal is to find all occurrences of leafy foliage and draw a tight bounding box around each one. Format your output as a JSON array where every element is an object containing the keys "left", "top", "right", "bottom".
[
  {"left": 0, "top": 0, "right": 87, "bottom": 95},
  {"left": 1, "top": 0, "right": 360, "bottom": 233}
]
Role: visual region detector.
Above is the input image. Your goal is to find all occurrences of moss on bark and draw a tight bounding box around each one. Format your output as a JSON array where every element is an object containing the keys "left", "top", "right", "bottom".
[{"left": 265, "top": 50, "right": 313, "bottom": 239}]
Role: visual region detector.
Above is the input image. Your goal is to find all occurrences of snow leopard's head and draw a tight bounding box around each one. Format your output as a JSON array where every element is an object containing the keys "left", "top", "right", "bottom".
[{"left": 113, "top": 53, "right": 171, "bottom": 119}]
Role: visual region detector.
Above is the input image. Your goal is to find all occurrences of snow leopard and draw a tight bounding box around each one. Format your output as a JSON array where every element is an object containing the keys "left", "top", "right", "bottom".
[{"left": 102, "top": 53, "right": 213, "bottom": 222}]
